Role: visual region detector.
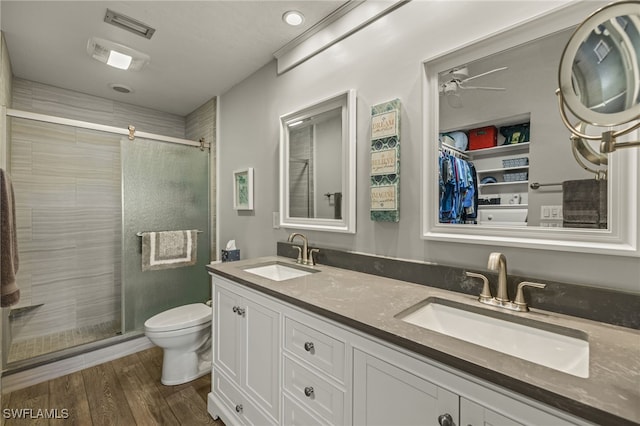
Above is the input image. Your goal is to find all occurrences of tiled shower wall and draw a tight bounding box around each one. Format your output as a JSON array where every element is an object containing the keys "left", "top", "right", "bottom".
[
  {"left": 10, "top": 119, "right": 123, "bottom": 340},
  {"left": 9, "top": 79, "right": 189, "bottom": 341},
  {"left": 289, "top": 126, "right": 314, "bottom": 218},
  {"left": 186, "top": 97, "right": 217, "bottom": 260},
  {"left": 12, "top": 79, "right": 186, "bottom": 138}
]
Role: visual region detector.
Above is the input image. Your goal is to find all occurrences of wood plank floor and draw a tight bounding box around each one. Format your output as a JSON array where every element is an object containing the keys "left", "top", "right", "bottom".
[{"left": 1, "top": 347, "right": 224, "bottom": 425}]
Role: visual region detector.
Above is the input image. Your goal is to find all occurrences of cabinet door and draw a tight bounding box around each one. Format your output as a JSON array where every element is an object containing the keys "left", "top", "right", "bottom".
[
  {"left": 243, "top": 295, "right": 280, "bottom": 420},
  {"left": 215, "top": 285, "right": 242, "bottom": 383},
  {"left": 353, "top": 349, "right": 458, "bottom": 426},
  {"left": 461, "top": 398, "right": 523, "bottom": 426}
]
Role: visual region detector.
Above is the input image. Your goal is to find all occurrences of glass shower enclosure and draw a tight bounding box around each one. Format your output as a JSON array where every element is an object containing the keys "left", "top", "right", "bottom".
[
  {"left": 5, "top": 115, "right": 210, "bottom": 367},
  {"left": 121, "top": 137, "right": 210, "bottom": 332}
]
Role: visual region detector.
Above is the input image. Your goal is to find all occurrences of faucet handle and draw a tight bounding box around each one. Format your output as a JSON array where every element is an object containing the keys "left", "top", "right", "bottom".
[
  {"left": 307, "top": 248, "right": 319, "bottom": 266},
  {"left": 513, "top": 281, "right": 547, "bottom": 311},
  {"left": 292, "top": 245, "right": 303, "bottom": 264},
  {"left": 466, "top": 272, "right": 492, "bottom": 302}
]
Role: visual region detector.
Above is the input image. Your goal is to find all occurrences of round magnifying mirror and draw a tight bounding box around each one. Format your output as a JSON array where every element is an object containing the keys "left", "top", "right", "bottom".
[{"left": 558, "top": 1, "right": 640, "bottom": 127}]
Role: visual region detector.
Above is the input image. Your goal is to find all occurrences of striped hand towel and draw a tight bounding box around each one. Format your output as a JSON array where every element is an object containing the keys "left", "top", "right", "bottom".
[{"left": 141, "top": 230, "right": 198, "bottom": 271}]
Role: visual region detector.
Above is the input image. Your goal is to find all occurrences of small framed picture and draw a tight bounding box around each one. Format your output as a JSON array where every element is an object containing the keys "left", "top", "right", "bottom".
[{"left": 233, "top": 167, "right": 254, "bottom": 210}]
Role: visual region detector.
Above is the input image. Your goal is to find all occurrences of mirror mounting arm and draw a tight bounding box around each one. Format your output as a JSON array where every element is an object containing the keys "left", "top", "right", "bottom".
[{"left": 556, "top": 89, "right": 640, "bottom": 154}]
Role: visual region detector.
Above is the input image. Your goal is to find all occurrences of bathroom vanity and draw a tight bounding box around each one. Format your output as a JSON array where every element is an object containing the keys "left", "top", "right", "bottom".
[{"left": 206, "top": 257, "right": 639, "bottom": 426}]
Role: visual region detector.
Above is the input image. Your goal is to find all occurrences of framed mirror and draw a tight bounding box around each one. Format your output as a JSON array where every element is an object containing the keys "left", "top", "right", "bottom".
[
  {"left": 422, "top": 1, "right": 639, "bottom": 256},
  {"left": 279, "top": 90, "right": 356, "bottom": 233}
]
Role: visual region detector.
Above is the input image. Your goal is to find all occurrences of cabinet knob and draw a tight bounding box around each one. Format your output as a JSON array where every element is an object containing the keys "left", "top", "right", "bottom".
[
  {"left": 236, "top": 307, "right": 245, "bottom": 317},
  {"left": 232, "top": 306, "right": 238, "bottom": 313},
  {"left": 438, "top": 413, "right": 453, "bottom": 426},
  {"left": 304, "top": 386, "right": 314, "bottom": 397},
  {"left": 304, "top": 341, "right": 314, "bottom": 352},
  {"left": 235, "top": 404, "right": 243, "bottom": 413}
]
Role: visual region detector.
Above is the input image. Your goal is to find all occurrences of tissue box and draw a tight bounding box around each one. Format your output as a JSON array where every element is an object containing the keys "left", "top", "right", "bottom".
[{"left": 221, "top": 249, "right": 240, "bottom": 262}]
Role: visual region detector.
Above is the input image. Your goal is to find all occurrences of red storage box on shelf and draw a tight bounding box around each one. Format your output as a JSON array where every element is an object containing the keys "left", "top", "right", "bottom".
[{"left": 468, "top": 126, "right": 497, "bottom": 150}]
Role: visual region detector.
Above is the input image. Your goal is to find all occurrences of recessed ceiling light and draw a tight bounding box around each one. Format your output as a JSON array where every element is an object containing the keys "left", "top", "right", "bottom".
[{"left": 283, "top": 10, "right": 304, "bottom": 26}]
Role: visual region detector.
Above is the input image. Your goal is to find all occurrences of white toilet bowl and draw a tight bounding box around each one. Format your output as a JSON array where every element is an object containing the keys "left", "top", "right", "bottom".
[{"left": 144, "top": 303, "right": 212, "bottom": 385}]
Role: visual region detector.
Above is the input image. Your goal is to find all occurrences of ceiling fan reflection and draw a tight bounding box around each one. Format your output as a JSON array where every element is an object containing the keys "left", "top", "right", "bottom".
[{"left": 439, "top": 66, "right": 508, "bottom": 108}]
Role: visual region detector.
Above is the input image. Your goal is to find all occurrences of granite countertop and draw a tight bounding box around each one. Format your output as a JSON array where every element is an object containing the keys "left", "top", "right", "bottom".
[{"left": 206, "top": 256, "right": 640, "bottom": 426}]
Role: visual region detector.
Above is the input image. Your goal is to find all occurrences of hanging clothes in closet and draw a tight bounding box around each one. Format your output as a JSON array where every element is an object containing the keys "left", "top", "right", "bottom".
[{"left": 439, "top": 150, "right": 478, "bottom": 224}]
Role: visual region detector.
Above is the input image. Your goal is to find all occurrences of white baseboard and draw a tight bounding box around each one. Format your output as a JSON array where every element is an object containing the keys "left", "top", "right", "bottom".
[{"left": 1, "top": 336, "right": 154, "bottom": 394}]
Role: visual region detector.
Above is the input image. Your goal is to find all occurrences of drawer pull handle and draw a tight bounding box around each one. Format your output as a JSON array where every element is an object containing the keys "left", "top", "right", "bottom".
[
  {"left": 235, "top": 404, "right": 243, "bottom": 413},
  {"left": 304, "top": 386, "right": 314, "bottom": 397},
  {"left": 304, "top": 341, "right": 314, "bottom": 352},
  {"left": 438, "top": 413, "right": 453, "bottom": 426}
]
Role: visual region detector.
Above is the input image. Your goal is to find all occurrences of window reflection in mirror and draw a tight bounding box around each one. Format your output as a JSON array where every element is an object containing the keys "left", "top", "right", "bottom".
[
  {"left": 437, "top": 27, "right": 610, "bottom": 230},
  {"left": 288, "top": 106, "right": 342, "bottom": 220}
]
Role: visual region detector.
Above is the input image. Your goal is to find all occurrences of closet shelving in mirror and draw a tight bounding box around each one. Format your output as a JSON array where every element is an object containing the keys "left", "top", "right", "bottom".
[
  {"left": 469, "top": 141, "right": 530, "bottom": 209},
  {"left": 424, "top": 0, "right": 639, "bottom": 256}
]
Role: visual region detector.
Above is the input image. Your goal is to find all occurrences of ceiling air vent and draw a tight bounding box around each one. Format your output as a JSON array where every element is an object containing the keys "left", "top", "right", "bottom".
[{"left": 104, "top": 9, "right": 155, "bottom": 39}]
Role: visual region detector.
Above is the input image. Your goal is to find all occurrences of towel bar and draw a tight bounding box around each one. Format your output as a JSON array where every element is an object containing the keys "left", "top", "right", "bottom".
[
  {"left": 136, "top": 230, "right": 203, "bottom": 237},
  {"left": 530, "top": 182, "right": 562, "bottom": 190}
]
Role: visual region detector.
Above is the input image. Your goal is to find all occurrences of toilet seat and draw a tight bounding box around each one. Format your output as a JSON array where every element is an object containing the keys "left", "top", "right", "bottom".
[{"left": 144, "top": 303, "right": 212, "bottom": 333}]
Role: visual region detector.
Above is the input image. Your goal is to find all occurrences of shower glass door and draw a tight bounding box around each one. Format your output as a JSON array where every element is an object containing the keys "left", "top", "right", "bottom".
[
  {"left": 7, "top": 118, "right": 123, "bottom": 364},
  {"left": 121, "top": 137, "right": 210, "bottom": 332}
]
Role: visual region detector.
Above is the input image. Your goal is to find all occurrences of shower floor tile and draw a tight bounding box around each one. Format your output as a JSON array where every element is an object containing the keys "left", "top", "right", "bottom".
[{"left": 8, "top": 320, "right": 121, "bottom": 363}]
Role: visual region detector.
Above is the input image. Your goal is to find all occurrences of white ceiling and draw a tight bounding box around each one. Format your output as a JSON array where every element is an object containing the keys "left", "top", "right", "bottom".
[{"left": 1, "top": 1, "right": 350, "bottom": 116}]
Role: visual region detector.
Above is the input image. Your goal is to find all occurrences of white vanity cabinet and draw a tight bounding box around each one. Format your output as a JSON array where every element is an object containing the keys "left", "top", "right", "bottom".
[
  {"left": 208, "top": 275, "right": 592, "bottom": 426},
  {"left": 350, "top": 339, "right": 577, "bottom": 426},
  {"left": 461, "top": 398, "right": 524, "bottom": 426},
  {"left": 353, "top": 349, "right": 458, "bottom": 425},
  {"left": 281, "top": 316, "right": 349, "bottom": 425},
  {"left": 211, "top": 278, "right": 281, "bottom": 425}
]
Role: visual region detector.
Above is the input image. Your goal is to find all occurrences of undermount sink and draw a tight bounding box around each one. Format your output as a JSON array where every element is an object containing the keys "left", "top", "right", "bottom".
[
  {"left": 243, "top": 262, "right": 317, "bottom": 282},
  {"left": 396, "top": 298, "right": 589, "bottom": 378}
]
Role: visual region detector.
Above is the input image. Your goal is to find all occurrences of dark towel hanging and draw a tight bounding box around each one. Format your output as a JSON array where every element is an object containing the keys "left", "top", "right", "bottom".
[{"left": 334, "top": 192, "right": 342, "bottom": 220}]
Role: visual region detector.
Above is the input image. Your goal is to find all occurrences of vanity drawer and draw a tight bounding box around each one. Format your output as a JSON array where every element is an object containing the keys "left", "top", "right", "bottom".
[
  {"left": 283, "top": 393, "right": 328, "bottom": 426},
  {"left": 283, "top": 356, "right": 345, "bottom": 426},
  {"left": 284, "top": 316, "right": 346, "bottom": 381},
  {"left": 214, "top": 372, "right": 276, "bottom": 426}
]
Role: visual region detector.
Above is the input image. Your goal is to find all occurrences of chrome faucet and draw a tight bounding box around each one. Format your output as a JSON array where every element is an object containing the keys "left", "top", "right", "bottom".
[
  {"left": 287, "top": 233, "right": 318, "bottom": 265},
  {"left": 466, "top": 252, "right": 547, "bottom": 312}
]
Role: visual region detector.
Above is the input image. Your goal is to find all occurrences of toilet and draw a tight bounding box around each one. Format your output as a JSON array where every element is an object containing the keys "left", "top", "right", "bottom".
[{"left": 144, "top": 303, "right": 212, "bottom": 385}]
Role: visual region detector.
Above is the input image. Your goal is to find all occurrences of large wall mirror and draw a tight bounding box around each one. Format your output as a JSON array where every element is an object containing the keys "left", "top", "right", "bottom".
[
  {"left": 422, "top": 1, "right": 639, "bottom": 256},
  {"left": 280, "top": 90, "right": 356, "bottom": 233}
]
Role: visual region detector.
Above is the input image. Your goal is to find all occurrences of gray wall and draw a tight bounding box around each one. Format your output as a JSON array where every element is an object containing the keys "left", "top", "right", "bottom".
[{"left": 218, "top": 1, "right": 640, "bottom": 293}]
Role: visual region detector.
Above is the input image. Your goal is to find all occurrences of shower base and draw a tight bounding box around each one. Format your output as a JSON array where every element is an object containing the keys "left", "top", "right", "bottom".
[{"left": 8, "top": 320, "right": 121, "bottom": 363}]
